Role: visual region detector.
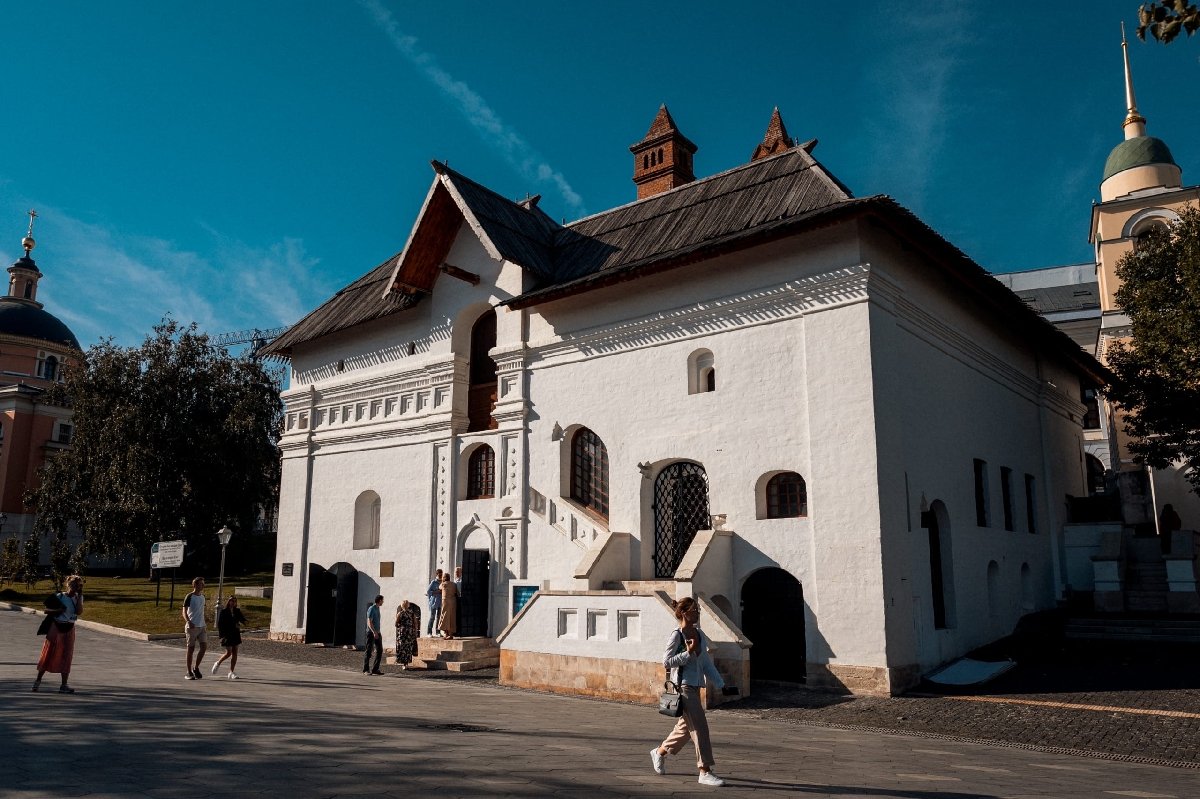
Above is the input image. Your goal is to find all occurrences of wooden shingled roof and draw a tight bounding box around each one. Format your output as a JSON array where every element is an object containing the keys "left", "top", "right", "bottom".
[
  {"left": 513, "top": 145, "right": 851, "bottom": 299},
  {"left": 263, "top": 144, "right": 1107, "bottom": 383},
  {"left": 262, "top": 256, "right": 420, "bottom": 358}
]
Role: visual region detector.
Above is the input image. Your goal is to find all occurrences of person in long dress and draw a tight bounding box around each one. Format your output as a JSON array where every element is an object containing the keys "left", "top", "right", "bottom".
[
  {"left": 438, "top": 573, "right": 458, "bottom": 639},
  {"left": 394, "top": 600, "right": 421, "bottom": 669},
  {"left": 34, "top": 575, "right": 84, "bottom": 694}
]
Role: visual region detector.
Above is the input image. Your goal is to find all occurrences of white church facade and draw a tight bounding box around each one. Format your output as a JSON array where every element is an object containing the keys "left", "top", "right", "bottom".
[{"left": 266, "top": 107, "right": 1102, "bottom": 698}]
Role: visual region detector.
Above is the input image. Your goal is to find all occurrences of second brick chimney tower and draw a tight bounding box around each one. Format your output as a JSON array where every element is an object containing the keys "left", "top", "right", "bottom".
[{"left": 630, "top": 105, "right": 697, "bottom": 200}]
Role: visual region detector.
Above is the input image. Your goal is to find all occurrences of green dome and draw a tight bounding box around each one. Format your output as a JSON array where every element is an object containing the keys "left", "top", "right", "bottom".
[{"left": 1102, "top": 136, "right": 1178, "bottom": 181}]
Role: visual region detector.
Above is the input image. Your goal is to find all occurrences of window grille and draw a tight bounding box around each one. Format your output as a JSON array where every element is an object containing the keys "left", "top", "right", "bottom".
[
  {"left": 652, "top": 462, "right": 710, "bottom": 578},
  {"left": 766, "top": 472, "right": 807, "bottom": 518},
  {"left": 570, "top": 428, "right": 609, "bottom": 519},
  {"left": 467, "top": 445, "right": 495, "bottom": 499}
]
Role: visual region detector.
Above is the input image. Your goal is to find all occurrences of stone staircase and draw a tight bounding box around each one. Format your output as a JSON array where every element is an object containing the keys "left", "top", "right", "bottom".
[
  {"left": 1125, "top": 537, "right": 1169, "bottom": 613},
  {"left": 389, "top": 636, "right": 499, "bottom": 671},
  {"left": 600, "top": 580, "right": 678, "bottom": 596},
  {"left": 1065, "top": 617, "right": 1200, "bottom": 644}
]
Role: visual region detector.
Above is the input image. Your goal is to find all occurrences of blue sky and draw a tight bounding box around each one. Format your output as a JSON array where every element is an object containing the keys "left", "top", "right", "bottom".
[{"left": 1, "top": 2, "right": 1197, "bottom": 349}]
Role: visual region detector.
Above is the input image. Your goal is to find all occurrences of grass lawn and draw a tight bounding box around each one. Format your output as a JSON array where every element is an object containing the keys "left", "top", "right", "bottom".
[{"left": 0, "top": 573, "right": 273, "bottom": 635}]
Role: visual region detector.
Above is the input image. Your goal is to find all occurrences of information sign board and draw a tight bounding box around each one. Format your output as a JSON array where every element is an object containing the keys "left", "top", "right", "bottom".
[{"left": 150, "top": 540, "right": 185, "bottom": 569}]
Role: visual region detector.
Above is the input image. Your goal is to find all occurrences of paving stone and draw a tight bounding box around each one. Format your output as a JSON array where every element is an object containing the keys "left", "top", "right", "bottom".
[{"left": 3, "top": 608, "right": 1199, "bottom": 797}]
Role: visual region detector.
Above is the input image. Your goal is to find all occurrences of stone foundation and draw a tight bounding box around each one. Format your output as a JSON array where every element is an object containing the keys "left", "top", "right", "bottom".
[
  {"left": 500, "top": 650, "right": 747, "bottom": 706},
  {"left": 806, "top": 663, "right": 899, "bottom": 697},
  {"left": 269, "top": 631, "right": 306, "bottom": 644}
]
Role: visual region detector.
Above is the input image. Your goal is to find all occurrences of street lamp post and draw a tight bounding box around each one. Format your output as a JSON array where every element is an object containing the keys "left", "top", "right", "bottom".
[{"left": 215, "top": 525, "right": 233, "bottom": 624}]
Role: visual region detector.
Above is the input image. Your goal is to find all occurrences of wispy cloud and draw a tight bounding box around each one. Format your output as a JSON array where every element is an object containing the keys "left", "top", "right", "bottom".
[
  {"left": 0, "top": 195, "right": 329, "bottom": 349},
  {"left": 861, "top": 1, "right": 974, "bottom": 212},
  {"left": 359, "top": 0, "right": 586, "bottom": 216}
]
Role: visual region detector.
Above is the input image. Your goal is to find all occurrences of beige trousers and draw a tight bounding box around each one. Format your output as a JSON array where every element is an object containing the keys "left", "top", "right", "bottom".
[{"left": 659, "top": 685, "right": 714, "bottom": 769}]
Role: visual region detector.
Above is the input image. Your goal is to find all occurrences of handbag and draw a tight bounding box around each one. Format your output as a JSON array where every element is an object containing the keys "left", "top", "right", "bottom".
[
  {"left": 658, "top": 679, "right": 683, "bottom": 717},
  {"left": 657, "top": 628, "right": 686, "bottom": 716},
  {"left": 36, "top": 594, "right": 66, "bottom": 636}
]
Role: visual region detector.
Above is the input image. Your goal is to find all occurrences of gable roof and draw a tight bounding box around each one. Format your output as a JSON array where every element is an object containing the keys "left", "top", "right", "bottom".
[{"left": 264, "top": 145, "right": 1107, "bottom": 384}]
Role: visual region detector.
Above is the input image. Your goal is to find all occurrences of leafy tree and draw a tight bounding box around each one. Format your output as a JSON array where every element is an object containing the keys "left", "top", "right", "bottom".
[
  {"left": 1106, "top": 205, "right": 1200, "bottom": 494},
  {"left": 19, "top": 533, "right": 40, "bottom": 586},
  {"left": 0, "top": 537, "right": 20, "bottom": 584},
  {"left": 1137, "top": 1, "right": 1200, "bottom": 43},
  {"left": 28, "top": 320, "right": 282, "bottom": 571}
]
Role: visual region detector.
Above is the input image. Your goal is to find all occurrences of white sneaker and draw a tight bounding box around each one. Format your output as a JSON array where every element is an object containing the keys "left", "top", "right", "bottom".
[
  {"left": 698, "top": 771, "right": 725, "bottom": 787},
  {"left": 228, "top": 672, "right": 239, "bottom": 680},
  {"left": 650, "top": 748, "right": 665, "bottom": 775},
  {"left": 211, "top": 661, "right": 221, "bottom": 675}
]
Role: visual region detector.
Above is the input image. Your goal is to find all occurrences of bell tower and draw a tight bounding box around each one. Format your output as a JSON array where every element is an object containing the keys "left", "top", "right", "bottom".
[
  {"left": 630, "top": 105, "right": 697, "bottom": 200},
  {"left": 8, "top": 209, "right": 44, "bottom": 306}
]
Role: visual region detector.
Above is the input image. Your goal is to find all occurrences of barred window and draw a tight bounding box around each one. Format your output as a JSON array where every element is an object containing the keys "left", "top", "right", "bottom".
[
  {"left": 467, "top": 445, "right": 495, "bottom": 499},
  {"left": 570, "top": 427, "right": 609, "bottom": 519},
  {"left": 766, "top": 472, "right": 807, "bottom": 518}
]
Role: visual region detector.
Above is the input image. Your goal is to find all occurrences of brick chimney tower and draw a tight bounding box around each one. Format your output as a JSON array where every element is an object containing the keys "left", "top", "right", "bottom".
[
  {"left": 630, "top": 105, "right": 697, "bottom": 200},
  {"left": 750, "top": 107, "right": 796, "bottom": 161}
]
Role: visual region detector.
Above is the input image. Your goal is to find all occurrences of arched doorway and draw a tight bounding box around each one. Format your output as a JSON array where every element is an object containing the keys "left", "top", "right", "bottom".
[
  {"left": 305, "top": 564, "right": 335, "bottom": 645},
  {"left": 652, "top": 462, "right": 711, "bottom": 578},
  {"left": 306, "top": 563, "right": 359, "bottom": 646},
  {"left": 459, "top": 549, "right": 491, "bottom": 636},
  {"left": 922, "top": 500, "right": 955, "bottom": 629},
  {"left": 741, "top": 568, "right": 805, "bottom": 682}
]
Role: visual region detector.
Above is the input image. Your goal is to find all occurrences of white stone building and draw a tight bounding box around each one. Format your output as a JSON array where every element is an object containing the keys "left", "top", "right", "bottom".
[{"left": 265, "top": 108, "right": 1102, "bottom": 698}]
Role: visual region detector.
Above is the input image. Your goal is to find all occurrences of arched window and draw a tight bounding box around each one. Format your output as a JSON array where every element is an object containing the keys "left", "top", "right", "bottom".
[
  {"left": 1086, "top": 454, "right": 1106, "bottom": 496},
  {"left": 1080, "top": 385, "right": 1101, "bottom": 430},
  {"left": 467, "top": 309, "right": 498, "bottom": 432},
  {"left": 353, "top": 491, "right": 381, "bottom": 550},
  {"left": 687, "top": 348, "right": 715, "bottom": 395},
  {"left": 571, "top": 427, "right": 609, "bottom": 519},
  {"left": 766, "top": 472, "right": 807, "bottom": 518},
  {"left": 467, "top": 445, "right": 495, "bottom": 499}
]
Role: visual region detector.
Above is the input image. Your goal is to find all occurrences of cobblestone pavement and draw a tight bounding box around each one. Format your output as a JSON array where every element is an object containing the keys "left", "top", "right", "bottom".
[
  {"left": 152, "top": 630, "right": 500, "bottom": 681},
  {"left": 5, "top": 608, "right": 1199, "bottom": 798},
  {"left": 177, "top": 630, "right": 1200, "bottom": 767}
]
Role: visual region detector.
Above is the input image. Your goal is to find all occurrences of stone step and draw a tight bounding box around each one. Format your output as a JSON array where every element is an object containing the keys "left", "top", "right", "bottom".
[
  {"left": 610, "top": 580, "right": 677, "bottom": 596},
  {"left": 1125, "top": 592, "right": 1169, "bottom": 613},
  {"left": 417, "top": 636, "right": 498, "bottom": 656},
  {"left": 1067, "top": 617, "right": 1200, "bottom": 630},
  {"left": 406, "top": 636, "right": 499, "bottom": 671},
  {"left": 405, "top": 655, "right": 500, "bottom": 672}
]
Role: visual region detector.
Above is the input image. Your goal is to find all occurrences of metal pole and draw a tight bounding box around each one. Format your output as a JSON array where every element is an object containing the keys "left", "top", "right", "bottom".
[{"left": 216, "top": 542, "right": 227, "bottom": 627}]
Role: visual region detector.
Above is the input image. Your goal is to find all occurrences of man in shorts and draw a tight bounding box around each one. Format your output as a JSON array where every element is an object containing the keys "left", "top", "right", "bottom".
[{"left": 182, "top": 577, "right": 208, "bottom": 680}]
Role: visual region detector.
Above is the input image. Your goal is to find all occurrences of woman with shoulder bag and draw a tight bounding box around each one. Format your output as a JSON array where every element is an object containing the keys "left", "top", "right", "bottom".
[
  {"left": 650, "top": 596, "right": 729, "bottom": 787},
  {"left": 34, "top": 574, "right": 84, "bottom": 694}
]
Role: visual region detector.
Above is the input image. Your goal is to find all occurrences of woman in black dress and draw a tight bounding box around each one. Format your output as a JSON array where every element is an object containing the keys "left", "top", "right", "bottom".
[
  {"left": 212, "top": 596, "right": 248, "bottom": 680},
  {"left": 394, "top": 600, "right": 421, "bottom": 670}
]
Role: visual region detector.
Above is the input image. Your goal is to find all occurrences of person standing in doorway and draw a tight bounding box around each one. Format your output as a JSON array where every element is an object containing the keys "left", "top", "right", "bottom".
[
  {"left": 182, "top": 577, "right": 207, "bottom": 681},
  {"left": 650, "top": 596, "right": 731, "bottom": 787},
  {"left": 425, "top": 569, "right": 443, "bottom": 636},
  {"left": 438, "top": 573, "right": 458, "bottom": 640},
  {"left": 33, "top": 575, "right": 84, "bottom": 693},
  {"left": 363, "top": 595, "right": 384, "bottom": 675},
  {"left": 1160, "top": 504, "right": 1183, "bottom": 553},
  {"left": 454, "top": 565, "right": 464, "bottom": 633},
  {"left": 212, "top": 595, "right": 248, "bottom": 679}
]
